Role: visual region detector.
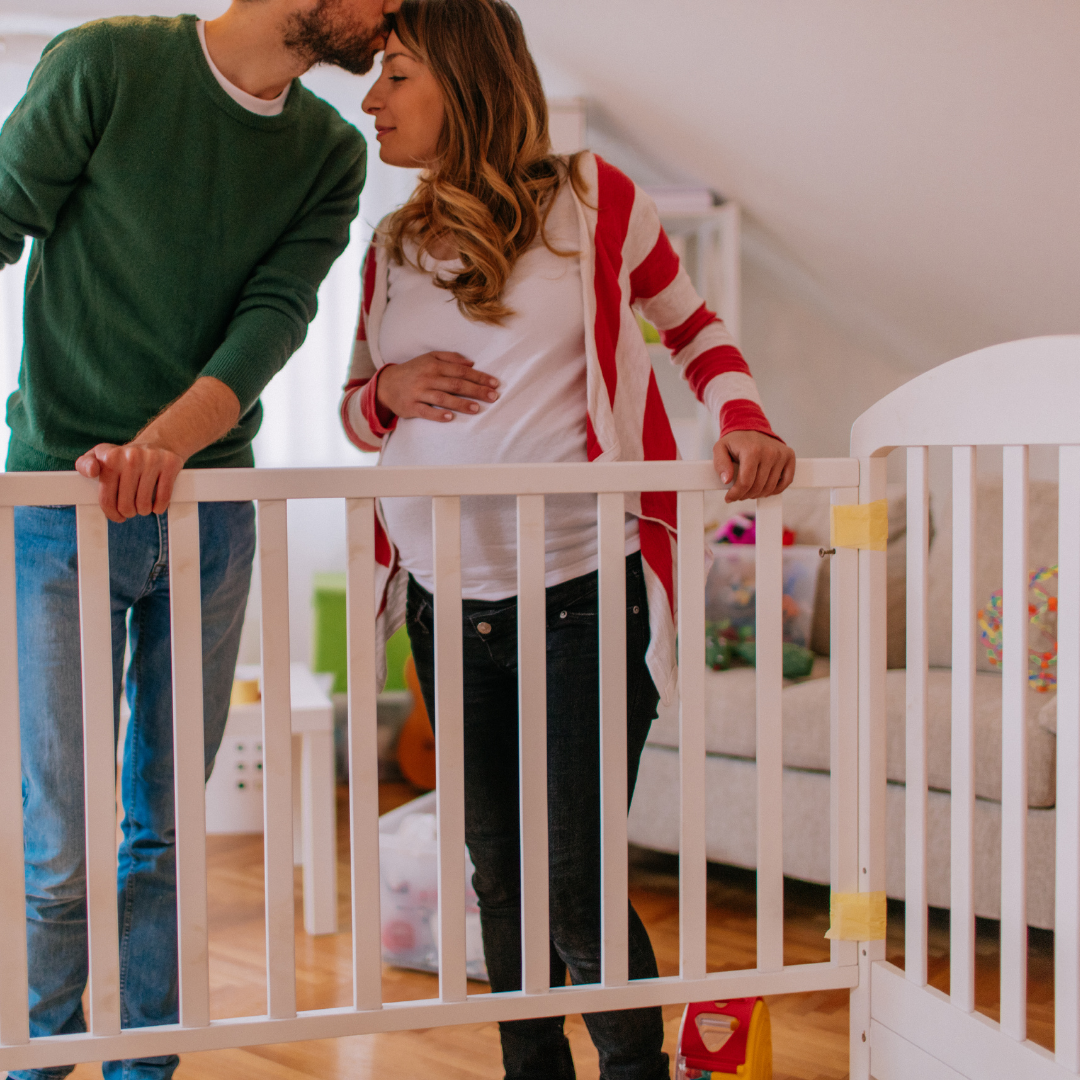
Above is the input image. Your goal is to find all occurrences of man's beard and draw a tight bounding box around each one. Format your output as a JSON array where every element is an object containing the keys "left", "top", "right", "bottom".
[{"left": 283, "top": 0, "right": 387, "bottom": 76}]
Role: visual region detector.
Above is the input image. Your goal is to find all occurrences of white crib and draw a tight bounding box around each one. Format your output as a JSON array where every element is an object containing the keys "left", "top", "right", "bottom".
[
  {"left": 851, "top": 334, "right": 1080, "bottom": 1079},
  {"left": 0, "top": 335, "right": 1076, "bottom": 1079}
]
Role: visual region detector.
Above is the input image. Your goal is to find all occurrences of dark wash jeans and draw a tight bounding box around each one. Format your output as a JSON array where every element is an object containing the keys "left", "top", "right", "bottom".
[{"left": 405, "top": 552, "right": 669, "bottom": 1080}]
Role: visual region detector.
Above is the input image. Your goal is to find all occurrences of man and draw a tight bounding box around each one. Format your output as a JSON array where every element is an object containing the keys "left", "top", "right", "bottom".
[{"left": 0, "top": 2, "right": 394, "bottom": 1076}]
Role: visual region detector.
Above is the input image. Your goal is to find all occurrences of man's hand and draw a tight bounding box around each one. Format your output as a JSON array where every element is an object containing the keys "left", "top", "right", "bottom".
[
  {"left": 714, "top": 430, "right": 796, "bottom": 503},
  {"left": 76, "top": 443, "right": 185, "bottom": 523},
  {"left": 76, "top": 376, "right": 241, "bottom": 522},
  {"left": 377, "top": 351, "right": 500, "bottom": 423}
]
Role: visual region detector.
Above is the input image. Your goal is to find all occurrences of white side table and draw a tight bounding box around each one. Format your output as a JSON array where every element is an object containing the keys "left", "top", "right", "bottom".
[{"left": 205, "top": 662, "right": 338, "bottom": 935}]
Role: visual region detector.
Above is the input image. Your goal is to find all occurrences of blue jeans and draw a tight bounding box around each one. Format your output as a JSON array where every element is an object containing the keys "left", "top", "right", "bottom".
[
  {"left": 13, "top": 502, "right": 255, "bottom": 1080},
  {"left": 405, "top": 552, "right": 669, "bottom": 1080}
]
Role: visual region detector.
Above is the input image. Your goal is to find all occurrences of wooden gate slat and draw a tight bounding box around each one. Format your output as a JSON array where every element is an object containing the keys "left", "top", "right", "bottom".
[
  {"left": 345, "top": 498, "right": 382, "bottom": 1011},
  {"left": 257, "top": 499, "right": 297, "bottom": 1020},
  {"left": 1057, "top": 445, "right": 1080, "bottom": 1069},
  {"left": 950, "top": 447, "right": 977, "bottom": 1015},
  {"left": 516, "top": 495, "right": 550, "bottom": 996},
  {"left": 432, "top": 496, "right": 467, "bottom": 1004},
  {"left": 1000, "top": 446, "right": 1029, "bottom": 1041},
  {"left": 677, "top": 490, "right": 707, "bottom": 982},
  {"left": 597, "top": 491, "right": 629, "bottom": 988},
  {"left": 905, "top": 448, "right": 930, "bottom": 987},
  {"left": 168, "top": 501, "right": 211, "bottom": 1029},
  {"left": 0, "top": 505, "right": 29, "bottom": 1047},
  {"left": 755, "top": 494, "right": 784, "bottom": 974}
]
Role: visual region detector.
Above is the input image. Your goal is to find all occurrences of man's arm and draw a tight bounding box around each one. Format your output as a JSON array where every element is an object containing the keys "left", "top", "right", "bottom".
[
  {"left": 0, "top": 23, "right": 114, "bottom": 266},
  {"left": 76, "top": 377, "right": 240, "bottom": 522},
  {"left": 80, "top": 131, "right": 363, "bottom": 519}
]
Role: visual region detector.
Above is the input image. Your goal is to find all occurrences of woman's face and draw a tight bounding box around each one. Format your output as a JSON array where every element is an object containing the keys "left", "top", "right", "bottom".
[{"left": 362, "top": 31, "right": 446, "bottom": 167}]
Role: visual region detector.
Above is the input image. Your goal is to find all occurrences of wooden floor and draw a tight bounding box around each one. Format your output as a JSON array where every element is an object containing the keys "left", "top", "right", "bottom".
[{"left": 66, "top": 783, "right": 1053, "bottom": 1080}]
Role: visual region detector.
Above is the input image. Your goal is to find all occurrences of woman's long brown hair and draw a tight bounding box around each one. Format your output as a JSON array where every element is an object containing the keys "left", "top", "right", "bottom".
[{"left": 384, "top": 0, "right": 585, "bottom": 324}]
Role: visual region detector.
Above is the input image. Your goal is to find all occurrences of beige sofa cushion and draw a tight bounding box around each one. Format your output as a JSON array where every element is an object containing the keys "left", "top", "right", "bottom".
[
  {"left": 648, "top": 659, "right": 829, "bottom": 762},
  {"left": 649, "top": 666, "right": 1056, "bottom": 808},
  {"left": 781, "top": 669, "right": 1055, "bottom": 807}
]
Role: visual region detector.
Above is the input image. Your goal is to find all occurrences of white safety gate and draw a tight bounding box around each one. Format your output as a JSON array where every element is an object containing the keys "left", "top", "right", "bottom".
[
  {"left": 0, "top": 456, "right": 863, "bottom": 1074},
  {"left": 3, "top": 339, "right": 1078, "bottom": 1078},
  {"left": 853, "top": 336, "right": 1080, "bottom": 1080}
]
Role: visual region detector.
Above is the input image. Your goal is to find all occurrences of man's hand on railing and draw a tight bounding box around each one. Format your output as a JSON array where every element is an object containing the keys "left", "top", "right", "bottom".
[
  {"left": 76, "top": 442, "right": 185, "bottom": 523},
  {"left": 714, "top": 430, "right": 796, "bottom": 503},
  {"left": 76, "top": 376, "right": 241, "bottom": 522}
]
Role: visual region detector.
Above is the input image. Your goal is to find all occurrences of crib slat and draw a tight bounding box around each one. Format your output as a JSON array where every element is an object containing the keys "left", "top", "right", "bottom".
[
  {"left": 950, "top": 447, "right": 977, "bottom": 1013},
  {"left": 345, "top": 498, "right": 382, "bottom": 1012},
  {"left": 1000, "top": 446, "right": 1029, "bottom": 1041},
  {"left": 597, "top": 491, "right": 629, "bottom": 987},
  {"left": 755, "top": 494, "right": 784, "bottom": 974},
  {"left": 257, "top": 500, "right": 297, "bottom": 1020},
  {"left": 905, "top": 449, "right": 930, "bottom": 987},
  {"left": 432, "top": 496, "right": 467, "bottom": 1004},
  {"left": 0, "top": 506, "right": 29, "bottom": 1047},
  {"left": 76, "top": 505, "right": 121, "bottom": 1036},
  {"left": 517, "top": 495, "right": 550, "bottom": 996},
  {"left": 677, "top": 491, "right": 707, "bottom": 981},
  {"left": 829, "top": 488, "right": 860, "bottom": 968},
  {"left": 1057, "top": 446, "right": 1080, "bottom": 1070},
  {"left": 167, "top": 502, "right": 210, "bottom": 1029}
]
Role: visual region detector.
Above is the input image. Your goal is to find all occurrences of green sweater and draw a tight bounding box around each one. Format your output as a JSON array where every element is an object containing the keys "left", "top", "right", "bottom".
[{"left": 0, "top": 15, "right": 366, "bottom": 471}]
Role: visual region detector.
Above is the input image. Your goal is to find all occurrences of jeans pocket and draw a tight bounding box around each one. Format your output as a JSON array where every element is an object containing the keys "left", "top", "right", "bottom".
[{"left": 407, "top": 593, "right": 433, "bottom": 638}]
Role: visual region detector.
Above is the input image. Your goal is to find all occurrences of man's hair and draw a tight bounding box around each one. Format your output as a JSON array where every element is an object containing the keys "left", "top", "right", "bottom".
[{"left": 384, "top": 0, "right": 585, "bottom": 324}]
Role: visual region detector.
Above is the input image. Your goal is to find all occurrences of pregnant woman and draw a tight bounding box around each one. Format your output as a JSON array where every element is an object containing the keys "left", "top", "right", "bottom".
[{"left": 341, "top": 2, "right": 794, "bottom": 1077}]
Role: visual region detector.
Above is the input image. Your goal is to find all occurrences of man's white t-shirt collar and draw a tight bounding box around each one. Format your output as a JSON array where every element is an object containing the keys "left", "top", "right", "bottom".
[{"left": 196, "top": 21, "right": 290, "bottom": 117}]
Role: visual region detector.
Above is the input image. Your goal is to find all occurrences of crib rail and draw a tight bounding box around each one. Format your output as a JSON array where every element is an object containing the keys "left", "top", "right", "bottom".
[{"left": 0, "top": 457, "right": 860, "bottom": 1073}]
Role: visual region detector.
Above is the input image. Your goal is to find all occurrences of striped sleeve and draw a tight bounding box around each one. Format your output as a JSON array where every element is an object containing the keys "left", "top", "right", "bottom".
[
  {"left": 340, "top": 244, "right": 390, "bottom": 452},
  {"left": 626, "top": 191, "right": 781, "bottom": 441}
]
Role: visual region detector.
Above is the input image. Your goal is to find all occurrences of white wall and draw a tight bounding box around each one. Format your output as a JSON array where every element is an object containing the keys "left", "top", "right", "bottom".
[{"left": 513, "top": 0, "right": 1080, "bottom": 371}]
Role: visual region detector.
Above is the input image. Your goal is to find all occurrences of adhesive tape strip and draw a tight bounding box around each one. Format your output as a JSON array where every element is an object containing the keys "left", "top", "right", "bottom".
[
  {"left": 825, "top": 890, "right": 887, "bottom": 941},
  {"left": 830, "top": 500, "right": 888, "bottom": 552}
]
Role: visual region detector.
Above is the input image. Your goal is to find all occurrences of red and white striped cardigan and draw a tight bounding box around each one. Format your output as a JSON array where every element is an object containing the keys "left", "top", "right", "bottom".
[{"left": 340, "top": 152, "right": 778, "bottom": 705}]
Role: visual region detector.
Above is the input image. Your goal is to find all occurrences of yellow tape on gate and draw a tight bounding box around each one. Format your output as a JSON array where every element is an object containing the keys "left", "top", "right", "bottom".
[
  {"left": 825, "top": 891, "right": 887, "bottom": 941},
  {"left": 830, "top": 500, "right": 889, "bottom": 552}
]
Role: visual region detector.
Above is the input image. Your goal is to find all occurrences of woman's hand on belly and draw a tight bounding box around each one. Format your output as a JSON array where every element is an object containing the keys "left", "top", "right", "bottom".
[{"left": 377, "top": 351, "right": 501, "bottom": 423}]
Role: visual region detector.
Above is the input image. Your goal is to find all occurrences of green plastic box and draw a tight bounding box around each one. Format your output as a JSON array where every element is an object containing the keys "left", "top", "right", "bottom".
[{"left": 311, "top": 572, "right": 410, "bottom": 693}]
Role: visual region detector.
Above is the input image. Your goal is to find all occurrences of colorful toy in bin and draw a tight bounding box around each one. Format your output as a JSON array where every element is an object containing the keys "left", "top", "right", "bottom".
[
  {"left": 713, "top": 513, "right": 795, "bottom": 547},
  {"left": 676, "top": 997, "right": 772, "bottom": 1079}
]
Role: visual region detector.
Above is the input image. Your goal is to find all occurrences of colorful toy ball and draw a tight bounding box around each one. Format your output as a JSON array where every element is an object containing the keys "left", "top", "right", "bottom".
[
  {"left": 977, "top": 566, "right": 1058, "bottom": 692},
  {"left": 675, "top": 997, "right": 772, "bottom": 1079}
]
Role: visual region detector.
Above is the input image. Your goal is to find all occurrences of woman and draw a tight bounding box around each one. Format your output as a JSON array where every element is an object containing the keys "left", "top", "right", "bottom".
[{"left": 341, "top": 2, "right": 794, "bottom": 1076}]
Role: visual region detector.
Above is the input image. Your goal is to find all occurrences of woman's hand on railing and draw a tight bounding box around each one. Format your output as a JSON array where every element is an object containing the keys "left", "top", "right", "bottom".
[
  {"left": 713, "top": 430, "right": 797, "bottom": 503},
  {"left": 376, "top": 352, "right": 500, "bottom": 423}
]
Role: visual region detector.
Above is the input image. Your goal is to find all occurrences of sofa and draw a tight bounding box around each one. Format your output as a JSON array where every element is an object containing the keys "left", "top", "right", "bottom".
[{"left": 627, "top": 477, "right": 1060, "bottom": 928}]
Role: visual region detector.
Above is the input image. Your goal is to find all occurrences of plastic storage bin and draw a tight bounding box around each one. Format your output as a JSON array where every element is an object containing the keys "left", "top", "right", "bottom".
[
  {"left": 379, "top": 791, "right": 488, "bottom": 981},
  {"left": 705, "top": 544, "right": 820, "bottom": 647}
]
